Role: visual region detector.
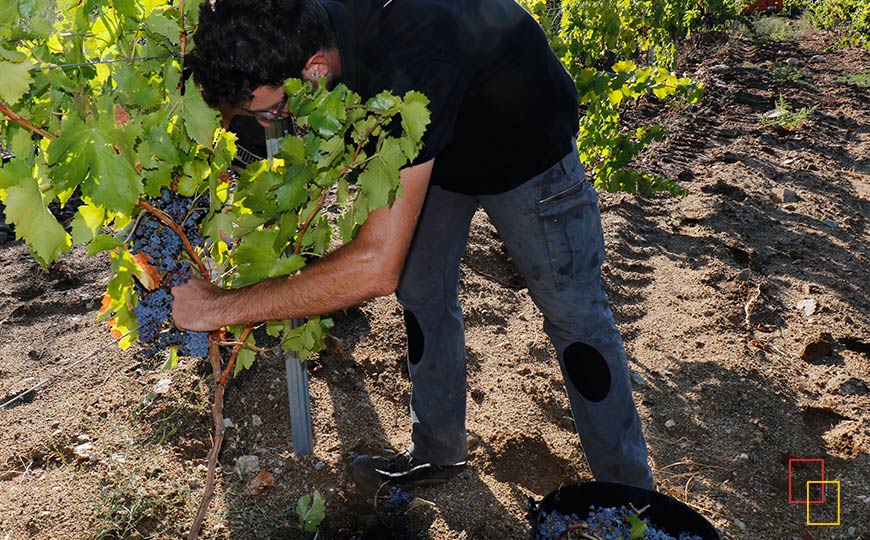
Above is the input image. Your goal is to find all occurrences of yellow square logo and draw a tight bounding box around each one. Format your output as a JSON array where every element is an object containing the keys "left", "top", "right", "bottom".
[{"left": 806, "top": 480, "right": 840, "bottom": 526}]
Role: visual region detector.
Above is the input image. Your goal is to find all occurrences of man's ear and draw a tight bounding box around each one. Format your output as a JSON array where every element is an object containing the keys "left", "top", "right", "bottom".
[{"left": 302, "top": 51, "right": 331, "bottom": 81}]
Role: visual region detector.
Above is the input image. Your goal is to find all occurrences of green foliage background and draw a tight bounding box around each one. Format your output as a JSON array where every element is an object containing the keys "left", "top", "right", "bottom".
[
  {"left": 784, "top": 0, "right": 870, "bottom": 46},
  {"left": 519, "top": 0, "right": 745, "bottom": 194}
]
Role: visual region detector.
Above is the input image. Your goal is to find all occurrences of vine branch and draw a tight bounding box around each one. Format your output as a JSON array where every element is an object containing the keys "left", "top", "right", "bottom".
[
  {"left": 0, "top": 101, "right": 56, "bottom": 140},
  {"left": 179, "top": 0, "right": 187, "bottom": 58},
  {"left": 136, "top": 199, "right": 210, "bottom": 280},
  {"left": 294, "top": 188, "right": 329, "bottom": 255},
  {"left": 188, "top": 335, "right": 225, "bottom": 540},
  {"left": 218, "top": 324, "right": 254, "bottom": 386}
]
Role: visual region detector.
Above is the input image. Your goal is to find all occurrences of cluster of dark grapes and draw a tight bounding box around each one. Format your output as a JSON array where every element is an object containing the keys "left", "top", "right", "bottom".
[
  {"left": 537, "top": 506, "right": 703, "bottom": 540},
  {"left": 129, "top": 189, "right": 210, "bottom": 358},
  {"left": 377, "top": 486, "right": 413, "bottom": 511},
  {"left": 375, "top": 486, "right": 414, "bottom": 539}
]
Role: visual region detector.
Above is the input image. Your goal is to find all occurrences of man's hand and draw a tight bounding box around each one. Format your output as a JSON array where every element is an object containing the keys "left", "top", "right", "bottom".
[{"left": 171, "top": 279, "right": 227, "bottom": 332}]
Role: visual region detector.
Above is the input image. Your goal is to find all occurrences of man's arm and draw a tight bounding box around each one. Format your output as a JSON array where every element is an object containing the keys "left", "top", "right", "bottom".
[{"left": 171, "top": 159, "right": 434, "bottom": 331}]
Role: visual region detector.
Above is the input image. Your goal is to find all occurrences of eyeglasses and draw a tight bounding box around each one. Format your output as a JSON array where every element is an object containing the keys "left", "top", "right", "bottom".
[{"left": 238, "top": 94, "right": 288, "bottom": 123}]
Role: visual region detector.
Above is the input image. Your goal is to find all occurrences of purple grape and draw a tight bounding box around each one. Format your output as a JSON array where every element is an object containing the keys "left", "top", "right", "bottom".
[
  {"left": 129, "top": 189, "right": 210, "bottom": 358},
  {"left": 377, "top": 487, "right": 413, "bottom": 511}
]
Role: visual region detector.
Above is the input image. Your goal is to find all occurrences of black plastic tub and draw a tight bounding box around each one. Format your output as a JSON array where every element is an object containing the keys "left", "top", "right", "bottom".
[{"left": 529, "top": 481, "right": 721, "bottom": 540}]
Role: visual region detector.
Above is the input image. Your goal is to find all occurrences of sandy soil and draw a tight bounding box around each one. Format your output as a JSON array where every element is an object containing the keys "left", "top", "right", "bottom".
[{"left": 1, "top": 24, "right": 868, "bottom": 540}]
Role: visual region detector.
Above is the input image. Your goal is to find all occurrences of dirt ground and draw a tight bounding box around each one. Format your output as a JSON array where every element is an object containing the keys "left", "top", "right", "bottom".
[{"left": 1, "top": 22, "right": 868, "bottom": 540}]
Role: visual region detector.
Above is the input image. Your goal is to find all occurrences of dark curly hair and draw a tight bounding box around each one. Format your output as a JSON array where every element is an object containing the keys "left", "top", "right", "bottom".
[{"left": 186, "top": 0, "right": 336, "bottom": 107}]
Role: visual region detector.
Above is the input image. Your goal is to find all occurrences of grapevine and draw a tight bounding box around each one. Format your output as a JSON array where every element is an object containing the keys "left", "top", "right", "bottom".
[
  {"left": 0, "top": 0, "right": 430, "bottom": 537},
  {"left": 518, "top": 0, "right": 746, "bottom": 194}
]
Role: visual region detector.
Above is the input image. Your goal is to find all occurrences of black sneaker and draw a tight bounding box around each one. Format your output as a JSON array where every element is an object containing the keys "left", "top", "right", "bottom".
[{"left": 350, "top": 450, "right": 467, "bottom": 488}]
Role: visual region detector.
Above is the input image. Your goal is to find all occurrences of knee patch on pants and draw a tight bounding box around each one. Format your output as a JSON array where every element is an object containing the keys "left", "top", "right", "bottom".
[
  {"left": 403, "top": 310, "right": 425, "bottom": 365},
  {"left": 564, "top": 342, "right": 611, "bottom": 402}
]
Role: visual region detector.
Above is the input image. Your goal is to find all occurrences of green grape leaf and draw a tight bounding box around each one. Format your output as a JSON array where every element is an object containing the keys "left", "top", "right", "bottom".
[
  {"left": 86, "top": 234, "right": 123, "bottom": 255},
  {"left": 48, "top": 115, "right": 143, "bottom": 212},
  {"left": 88, "top": 141, "right": 143, "bottom": 214},
  {"left": 278, "top": 135, "right": 306, "bottom": 165},
  {"left": 266, "top": 320, "right": 285, "bottom": 338},
  {"left": 212, "top": 129, "right": 237, "bottom": 168},
  {"left": 0, "top": 47, "right": 26, "bottom": 63},
  {"left": 0, "top": 0, "right": 19, "bottom": 23},
  {"left": 1, "top": 175, "right": 71, "bottom": 265},
  {"left": 47, "top": 115, "right": 91, "bottom": 190},
  {"left": 233, "top": 334, "right": 257, "bottom": 374},
  {"left": 357, "top": 137, "right": 404, "bottom": 210},
  {"left": 203, "top": 211, "right": 265, "bottom": 242},
  {"left": 0, "top": 59, "right": 33, "bottom": 104},
  {"left": 180, "top": 84, "right": 218, "bottom": 147},
  {"left": 366, "top": 92, "right": 399, "bottom": 113},
  {"left": 0, "top": 158, "right": 29, "bottom": 189},
  {"left": 9, "top": 126, "right": 34, "bottom": 164},
  {"left": 144, "top": 11, "right": 180, "bottom": 43},
  {"left": 161, "top": 347, "right": 179, "bottom": 370},
  {"left": 356, "top": 163, "right": 390, "bottom": 210},
  {"left": 337, "top": 209, "right": 356, "bottom": 243},
  {"left": 232, "top": 229, "right": 306, "bottom": 287},
  {"left": 400, "top": 91, "right": 430, "bottom": 145},
  {"left": 612, "top": 60, "right": 637, "bottom": 73},
  {"left": 70, "top": 203, "right": 107, "bottom": 244},
  {"left": 275, "top": 168, "right": 309, "bottom": 212},
  {"left": 111, "top": 0, "right": 138, "bottom": 18},
  {"left": 309, "top": 93, "right": 345, "bottom": 137},
  {"left": 627, "top": 514, "right": 647, "bottom": 540},
  {"left": 296, "top": 490, "right": 326, "bottom": 532}
]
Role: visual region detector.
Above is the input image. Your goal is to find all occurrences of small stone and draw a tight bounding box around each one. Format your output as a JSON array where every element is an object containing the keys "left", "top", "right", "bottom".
[
  {"left": 823, "top": 219, "right": 838, "bottom": 228},
  {"left": 223, "top": 418, "right": 234, "bottom": 429},
  {"left": 235, "top": 455, "right": 259, "bottom": 478},
  {"left": 110, "top": 453, "right": 126, "bottom": 464},
  {"left": 709, "top": 64, "right": 731, "bottom": 74},
  {"left": 786, "top": 57, "right": 800, "bottom": 67},
  {"left": 737, "top": 453, "right": 750, "bottom": 461},
  {"left": 73, "top": 443, "right": 97, "bottom": 461},
  {"left": 76, "top": 434, "right": 91, "bottom": 442},
  {"left": 733, "top": 518, "right": 747, "bottom": 531},
  {"left": 664, "top": 418, "right": 676, "bottom": 429},
  {"left": 810, "top": 54, "right": 826, "bottom": 63},
  {"left": 802, "top": 283, "right": 812, "bottom": 295},
  {"left": 781, "top": 188, "right": 798, "bottom": 203},
  {"left": 847, "top": 526, "right": 855, "bottom": 536},
  {"left": 838, "top": 377, "right": 870, "bottom": 396},
  {"left": 736, "top": 268, "right": 752, "bottom": 281},
  {"left": 796, "top": 298, "right": 817, "bottom": 316},
  {"left": 314, "top": 461, "right": 326, "bottom": 471},
  {"left": 152, "top": 378, "right": 171, "bottom": 394},
  {"left": 251, "top": 414, "right": 262, "bottom": 427},
  {"left": 630, "top": 372, "right": 647, "bottom": 386}
]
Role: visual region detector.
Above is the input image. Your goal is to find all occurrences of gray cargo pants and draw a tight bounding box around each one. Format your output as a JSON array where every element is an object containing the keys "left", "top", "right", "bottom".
[{"left": 395, "top": 146, "right": 654, "bottom": 489}]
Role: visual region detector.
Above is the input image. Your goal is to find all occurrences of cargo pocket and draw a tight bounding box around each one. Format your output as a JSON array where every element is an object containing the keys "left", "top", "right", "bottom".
[{"left": 537, "top": 180, "right": 605, "bottom": 290}]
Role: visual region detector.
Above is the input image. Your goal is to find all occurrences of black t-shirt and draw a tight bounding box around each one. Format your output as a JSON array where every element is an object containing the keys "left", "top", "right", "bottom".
[{"left": 322, "top": 0, "right": 579, "bottom": 195}]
